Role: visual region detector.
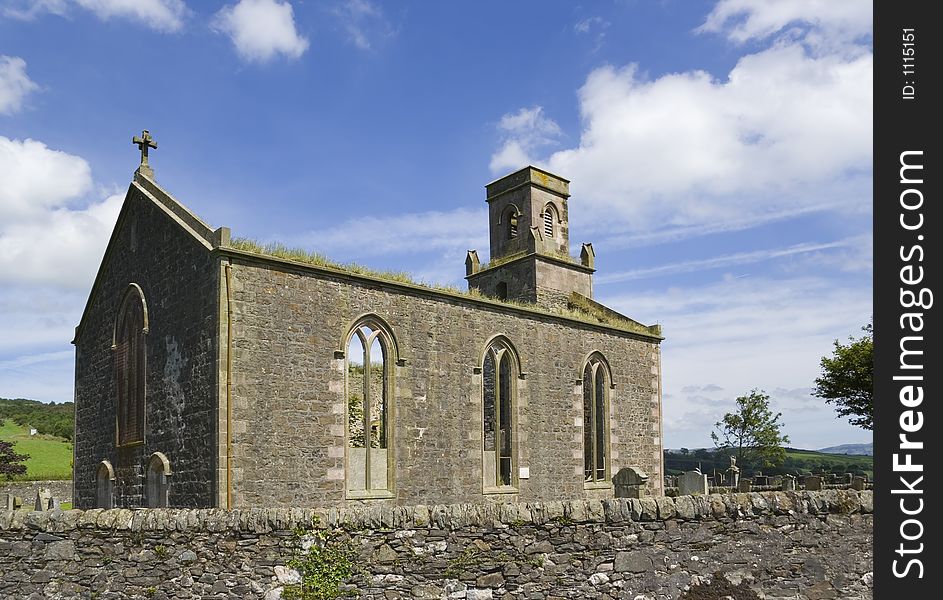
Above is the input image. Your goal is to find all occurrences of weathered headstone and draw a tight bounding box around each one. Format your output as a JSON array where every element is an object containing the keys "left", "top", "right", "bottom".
[
  {"left": 13, "top": 496, "right": 23, "bottom": 509},
  {"left": 738, "top": 478, "right": 753, "bottom": 493},
  {"left": 782, "top": 475, "right": 796, "bottom": 491},
  {"left": 726, "top": 456, "right": 740, "bottom": 489},
  {"left": 851, "top": 476, "right": 866, "bottom": 491},
  {"left": 613, "top": 466, "right": 649, "bottom": 499},
  {"left": 4, "top": 493, "right": 13, "bottom": 510},
  {"left": 678, "top": 469, "right": 708, "bottom": 496},
  {"left": 753, "top": 475, "right": 768, "bottom": 486},
  {"left": 770, "top": 475, "right": 783, "bottom": 487},
  {"left": 47, "top": 497, "right": 61, "bottom": 510},
  {"left": 804, "top": 476, "right": 823, "bottom": 491},
  {"left": 35, "top": 488, "right": 52, "bottom": 511},
  {"left": 843, "top": 473, "right": 854, "bottom": 485}
]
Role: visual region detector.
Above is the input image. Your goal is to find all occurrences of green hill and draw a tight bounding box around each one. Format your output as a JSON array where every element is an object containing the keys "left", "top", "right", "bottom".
[
  {"left": 0, "top": 397, "right": 74, "bottom": 440},
  {"left": 0, "top": 419, "right": 73, "bottom": 481}
]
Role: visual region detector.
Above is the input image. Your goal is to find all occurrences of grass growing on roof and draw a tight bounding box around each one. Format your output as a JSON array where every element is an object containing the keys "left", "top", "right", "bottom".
[{"left": 228, "top": 237, "right": 656, "bottom": 335}]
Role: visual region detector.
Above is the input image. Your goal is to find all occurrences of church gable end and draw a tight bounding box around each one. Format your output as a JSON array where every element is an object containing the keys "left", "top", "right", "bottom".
[{"left": 73, "top": 175, "right": 221, "bottom": 509}]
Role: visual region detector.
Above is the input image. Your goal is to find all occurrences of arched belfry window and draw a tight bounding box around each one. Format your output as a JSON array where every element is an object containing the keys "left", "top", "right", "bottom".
[
  {"left": 582, "top": 354, "right": 611, "bottom": 483},
  {"left": 145, "top": 452, "right": 171, "bottom": 508},
  {"left": 503, "top": 205, "right": 521, "bottom": 240},
  {"left": 543, "top": 204, "right": 557, "bottom": 239},
  {"left": 114, "top": 284, "right": 147, "bottom": 446},
  {"left": 96, "top": 460, "right": 115, "bottom": 509},
  {"left": 345, "top": 318, "right": 395, "bottom": 496},
  {"left": 482, "top": 337, "right": 519, "bottom": 489}
]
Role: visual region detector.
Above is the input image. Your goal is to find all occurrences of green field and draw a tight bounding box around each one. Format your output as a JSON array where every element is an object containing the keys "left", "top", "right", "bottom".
[{"left": 0, "top": 419, "right": 73, "bottom": 480}]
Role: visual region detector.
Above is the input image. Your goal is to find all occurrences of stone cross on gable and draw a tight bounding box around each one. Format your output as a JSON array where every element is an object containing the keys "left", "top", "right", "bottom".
[{"left": 132, "top": 129, "right": 158, "bottom": 178}]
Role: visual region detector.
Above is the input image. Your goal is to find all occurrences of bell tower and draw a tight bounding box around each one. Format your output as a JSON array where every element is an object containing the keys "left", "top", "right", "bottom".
[{"left": 466, "top": 166, "right": 595, "bottom": 309}]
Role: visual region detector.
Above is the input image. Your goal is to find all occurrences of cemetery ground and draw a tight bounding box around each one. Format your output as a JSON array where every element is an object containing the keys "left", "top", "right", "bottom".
[{"left": 0, "top": 419, "right": 72, "bottom": 481}]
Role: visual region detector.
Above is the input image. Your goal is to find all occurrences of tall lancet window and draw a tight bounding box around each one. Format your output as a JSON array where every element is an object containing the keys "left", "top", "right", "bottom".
[
  {"left": 114, "top": 284, "right": 147, "bottom": 446},
  {"left": 482, "top": 337, "right": 518, "bottom": 489},
  {"left": 346, "top": 319, "right": 395, "bottom": 496},
  {"left": 582, "top": 354, "right": 610, "bottom": 483}
]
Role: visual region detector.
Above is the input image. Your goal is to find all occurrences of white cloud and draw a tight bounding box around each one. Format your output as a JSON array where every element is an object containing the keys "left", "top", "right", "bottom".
[
  {"left": 601, "top": 274, "right": 872, "bottom": 448},
  {"left": 332, "top": 0, "right": 394, "bottom": 51},
  {"left": 489, "top": 106, "right": 563, "bottom": 174},
  {"left": 0, "top": 136, "right": 122, "bottom": 289},
  {"left": 0, "top": 55, "right": 40, "bottom": 115},
  {"left": 492, "top": 9, "right": 872, "bottom": 235},
  {"left": 699, "top": 0, "right": 873, "bottom": 45},
  {"left": 289, "top": 206, "right": 487, "bottom": 258},
  {"left": 3, "top": 0, "right": 188, "bottom": 32},
  {"left": 597, "top": 238, "right": 858, "bottom": 284},
  {"left": 213, "top": 0, "right": 309, "bottom": 62}
]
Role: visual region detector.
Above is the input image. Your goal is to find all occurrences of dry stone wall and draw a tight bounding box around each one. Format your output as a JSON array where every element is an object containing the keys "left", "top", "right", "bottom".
[{"left": 0, "top": 490, "right": 872, "bottom": 599}]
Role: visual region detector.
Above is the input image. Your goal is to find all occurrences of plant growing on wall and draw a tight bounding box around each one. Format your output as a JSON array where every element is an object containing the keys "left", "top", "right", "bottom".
[{"left": 281, "top": 520, "right": 356, "bottom": 600}]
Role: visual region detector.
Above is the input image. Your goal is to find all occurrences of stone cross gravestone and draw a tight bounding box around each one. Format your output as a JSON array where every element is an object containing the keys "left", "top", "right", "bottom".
[
  {"left": 613, "top": 466, "right": 649, "bottom": 499},
  {"left": 678, "top": 470, "right": 708, "bottom": 496}
]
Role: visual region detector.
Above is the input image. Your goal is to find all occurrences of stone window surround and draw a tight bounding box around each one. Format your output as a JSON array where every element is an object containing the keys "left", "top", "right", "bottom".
[
  {"left": 479, "top": 335, "right": 524, "bottom": 495},
  {"left": 341, "top": 314, "right": 399, "bottom": 501},
  {"left": 580, "top": 351, "right": 614, "bottom": 489},
  {"left": 111, "top": 282, "right": 149, "bottom": 448},
  {"left": 95, "top": 460, "right": 115, "bottom": 509}
]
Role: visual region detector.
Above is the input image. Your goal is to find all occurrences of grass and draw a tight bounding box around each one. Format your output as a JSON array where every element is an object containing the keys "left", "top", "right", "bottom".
[
  {"left": 0, "top": 419, "right": 72, "bottom": 481},
  {"left": 228, "top": 237, "right": 659, "bottom": 336}
]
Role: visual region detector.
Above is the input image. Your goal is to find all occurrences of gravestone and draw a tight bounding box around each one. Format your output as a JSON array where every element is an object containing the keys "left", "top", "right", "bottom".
[
  {"left": 843, "top": 473, "right": 854, "bottom": 485},
  {"left": 613, "top": 466, "right": 649, "bottom": 499},
  {"left": 678, "top": 469, "right": 708, "bottom": 496},
  {"left": 753, "top": 475, "right": 768, "bottom": 486},
  {"left": 782, "top": 474, "right": 796, "bottom": 491},
  {"left": 47, "top": 497, "right": 61, "bottom": 510},
  {"left": 851, "top": 476, "right": 866, "bottom": 491},
  {"left": 738, "top": 478, "right": 752, "bottom": 493},
  {"left": 804, "top": 476, "right": 823, "bottom": 491},
  {"left": 4, "top": 494, "right": 13, "bottom": 510},
  {"left": 34, "top": 488, "right": 52, "bottom": 511},
  {"left": 726, "top": 456, "right": 740, "bottom": 489},
  {"left": 13, "top": 496, "right": 23, "bottom": 509}
]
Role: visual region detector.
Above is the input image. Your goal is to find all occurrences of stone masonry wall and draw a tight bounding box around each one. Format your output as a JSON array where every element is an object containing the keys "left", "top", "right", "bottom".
[
  {"left": 73, "top": 179, "right": 220, "bottom": 509},
  {"left": 225, "top": 254, "right": 663, "bottom": 508},
  {"left": 0, "top": 490, "right": 872, "bottom": 599}
]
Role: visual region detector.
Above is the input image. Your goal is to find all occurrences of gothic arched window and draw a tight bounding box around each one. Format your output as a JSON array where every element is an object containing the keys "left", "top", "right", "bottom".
[
  {"left": 543, "top": 203, "right": 557, "bottom": 239},
  {"left": 114, "top": 284, "right": 147, "bottom": 446},
  {"left": 346, "top": 318, "right": 395, "bottom": 496},
  {"left": 482, "top": 337, "right": 519, "bottom": 489},
  {"left": 503, "top": 205, "right": 521, "bottom": 240},
  {"left": 582, "top": 354, "right": 611, "bottom": 483}
]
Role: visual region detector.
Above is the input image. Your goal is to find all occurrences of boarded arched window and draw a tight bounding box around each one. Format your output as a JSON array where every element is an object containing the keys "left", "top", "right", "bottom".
[
  {"left": 345, "top": 318, "right": 395, "bottom": 496},
  {"left": 582, "top": 354, "right": 611, "bottom": 483},
  {"left": 114, "top": 284, "right": 147, "bottom": 446},
  {"left": 482, "top": 337, "right": 519, "bottom": 489},
  {"left": 96, "top": 460, "right": 115, "bottom": 509},
  {"left": 145, "top": 452, "right": 171, "bottom": 508},
  {"left": 543, "top": 203, "right": 557, "bottom": 238}
]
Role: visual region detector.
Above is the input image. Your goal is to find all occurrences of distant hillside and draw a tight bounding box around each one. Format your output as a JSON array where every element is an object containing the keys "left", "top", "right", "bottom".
[
  {"left": 664, "top": 446, "right": 872, "bottom": 477},
  {"left": 0, "top": 397, "right": 73, "bottom": 441},
  {"left": 0, "top": 420, "right": 73, "bottom": 480},
  {"left": 817, "top": 443, "right": 873, "bottom": 456}
]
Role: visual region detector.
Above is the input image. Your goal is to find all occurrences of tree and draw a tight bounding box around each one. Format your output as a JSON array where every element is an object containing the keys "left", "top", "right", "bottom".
[
  {"left": 0, "top": 440, "right": 29, "bottom": 480},
  {"left": 711, "top": 390, "right": 790, "bottom": 470},
  {"left": 813, "top": 323, "right": 873, "bottom": 429}
]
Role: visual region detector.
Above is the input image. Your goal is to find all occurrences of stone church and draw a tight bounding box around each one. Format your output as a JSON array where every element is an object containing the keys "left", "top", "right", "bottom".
[{"left": 72, "top": 133, "right": 664, "bottom": 509}]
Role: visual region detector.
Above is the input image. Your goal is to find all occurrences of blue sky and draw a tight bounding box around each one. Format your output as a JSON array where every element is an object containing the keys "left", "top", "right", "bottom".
[{"left": 0, "top": 0, "right": 872, "bottom": 450}]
